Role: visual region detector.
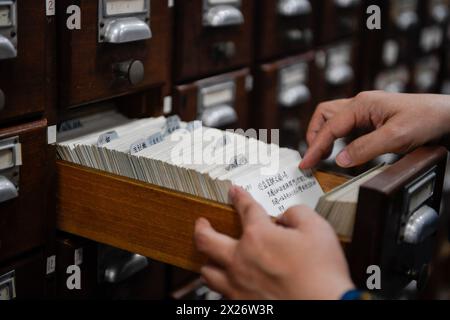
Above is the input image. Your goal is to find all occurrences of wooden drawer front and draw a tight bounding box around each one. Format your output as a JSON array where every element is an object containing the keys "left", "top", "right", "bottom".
[
  {"left": 57, "top": 0, "right": 171, "bottom": 108},
  {"left": 173, "top": 0, "right": 254, "bottom": 82},
  {"left": 312, "top": 0, "right": 363, "bottom": 45},
  {"left": 56, "top": 147, "right": 446, "bottom": 295},
  {"left": 56, "top": 161, "right": 347, "bottom": 273},
  {"left": 419, "top": 0, "right": 450, "bottom": 26},
  {"left": 173, "top": 69, "right": 251, "bottom": 129},
  {"left": 0, "top": 250, "right": 46, "bottom": 299},
  {"left": 0, "top": 120, "right": 52, "bottom": 262},
  {"left": 313, "top": 40, "right": 359, "bottom": 102},
  {"left": 254, "top": 52, "right": 315, "bottom": 147},
  {"left": 255, "top": 0, "right": 313, "bottom": 62},
  {"left": 359, "top": 1, "right": 419, "bottom": 74},
  {"left": 350, "top": 147, "right": 448, "bottom": 295},
  {"left": 0, "top": 1, "right": 50, "bottom": 123}
]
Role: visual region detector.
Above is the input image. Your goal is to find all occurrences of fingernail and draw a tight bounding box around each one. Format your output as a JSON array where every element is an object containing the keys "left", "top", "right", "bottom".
[
  {"left": 196, "top": 217, "right": 208, "bottom": 228},
  {"left": 299, "top": 160, "right": 307, "bottom": 169},
  {"left": 336, "top": 150, "right": 352, "bottom": 167}
]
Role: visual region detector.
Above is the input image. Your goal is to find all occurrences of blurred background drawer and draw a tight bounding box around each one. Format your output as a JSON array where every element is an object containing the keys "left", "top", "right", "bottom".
[
  {"left": 172, "top": 68, "right": 251, "bottom": 129},
  {"left": 0, "top": 119, "right": 52, "bottom": 263},
  {"left": 255, "top": 0, "right": 313, "bottom": 62},
  {"left": 0, "top": 0, "right": 53, "bottom": 124},
  {"left": 312, "top": 0, "right": 363, "bottom": 45},
  {"left": 56, "top": 0, "right": 171, "bottom": 109},
  {"left": 313, "top": 40, "right": 359, "bottom": 101},
  {"left": 173, "top": 0, "right": 254, "bottom": 82},
  {"left": 253, "top": 52, "right": 314, "bottom": 148}
]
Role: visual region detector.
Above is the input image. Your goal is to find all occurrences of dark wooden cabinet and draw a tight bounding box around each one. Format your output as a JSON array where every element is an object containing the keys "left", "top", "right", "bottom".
[
  {"left": 254, "top": 52, "right": 315, "bottom": 148},
  {"left": 360, "top": 0, "right": 420, "bottom": 91},
  {"left": 173, "top": 0, "right": 254, "bottom": 83},
  {"left": 0, "top": 0, "right": 54, "bottom": 124},
  {"left": 254, "top": 0, "right": 313, "bottom": 62},
  {"left": 0, "top": 119, "right": 52, "bottom": 263},
  {"left": 411, "top": 0, "right": 450, "bottom": 93},
  {"left": 173, "top": 68, "right": 251, "bottom": 129},
  {"left": 56, "top": 0, "right": 171, "bottom": 110}
]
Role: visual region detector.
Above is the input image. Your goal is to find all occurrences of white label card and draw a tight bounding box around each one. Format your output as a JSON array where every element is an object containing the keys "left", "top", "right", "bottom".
[
  {"left": 46, "top": 0, "right": 56, "bottom": 16},
  {"left": 46, "top": 255, "right": 56, "bottom": 275},
  {"left": 234, "top": 167, "right": 323, "bottom": 217},
  {"left": 98, "top": 131, "right": 119, "bottom": 147},
  {"left": 74, "top": 248, "right": 83, "bottom": 266}
]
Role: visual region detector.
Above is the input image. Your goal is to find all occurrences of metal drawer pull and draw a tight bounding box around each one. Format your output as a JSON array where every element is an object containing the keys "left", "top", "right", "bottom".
[
  {"left": 402, "top": 205, "right": 439, "bottom": 244},
  {"left": 0, "top": 175, "right": 17, "bottom": 203},
  {"left": 201, "top": 104, "right": 238, "bottom": 128},
  {"left": 326, "top": 64, "right": 354, "bottom": 86},
  {"left": 334, "top": 0, "right": 361, "bottom": 9},
  {"left": 0, "top": 35, "right": 16, "bottom": 59},
  {"left": 278, "top": 85, "right": 311, "bottom": 108},
  {"left": 278, "top": 0, "right": 311, "bottom": 17},
  {"left": 103, "top": 17, "right": 152, "bottom": 43},
  {"left": 204, "top": 5, "right": 244, "bottom": 27},
  {"left": 103, "top": 253, "right": 149, "bottom": 284}
]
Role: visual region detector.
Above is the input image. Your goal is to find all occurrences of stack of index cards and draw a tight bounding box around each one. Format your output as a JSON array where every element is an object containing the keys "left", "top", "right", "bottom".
[{"left": 57, "top": 111, "right": 323, "bottom": 217}]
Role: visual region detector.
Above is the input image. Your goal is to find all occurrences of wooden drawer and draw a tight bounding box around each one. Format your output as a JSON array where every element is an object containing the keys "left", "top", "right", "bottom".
[
  {"left": 254, "top": 52, "right": 315, "bottom": 147},
  {"left": 314, "top": 39, "right": 359, "bottom": 101},
  {"left": 173, "top": 0, "right": 254, "bottom": 82},
  {"left": 0, "top": 119, "right": 53, "bottom": 262},
  {"left": 56, "top": 0, "right": 171, "bottom": 109},
  {"left": 56, "top": 146, "right": 448, "bottom": 295},
  {"left": 56, "top": 161, "right": 347, "bottom": 272},
  {"left": 0, "top": 0, "right": 54, "bottom": 124},
  {"left": 254, "top": 0, "right": 313, "bottom": 62},
  {"left": 312, "top": 0, "right": 363, "bottom": 45},
  {"left": 172, "top": 68, "right": 251, "bottom": 129}
]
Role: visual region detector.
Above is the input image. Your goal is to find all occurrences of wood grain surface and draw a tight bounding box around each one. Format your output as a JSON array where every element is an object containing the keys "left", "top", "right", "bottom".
[{"left": 56, "top": 160, "right": 349, "bottom": 272}]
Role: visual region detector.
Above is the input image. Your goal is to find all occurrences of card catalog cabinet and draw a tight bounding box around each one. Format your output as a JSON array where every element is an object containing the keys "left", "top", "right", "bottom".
[
  {"left": 56, "top": 0, "right": 171, "bottom": 111},
  {"left": 314, "top": 40, "right": 359, "bottom": 101},
  {"left": 173, "top": 0, "right": 254, "bottom": 82},
  {"left": 254, "top": 0, "right": 313, "bottom": 62},
  {"left": 55, "top": 146, "right": 448, "bottom": 296},
  {"left": 0, "top": 120, "right": 52, "bottom": 263},
  {"left": 360, "top": 0, "right": 420, "bottom": 91},
  {"left": 411, "top": 0, "right": 450, "bottom": 93},
  {"left": 172, "top": 68, "right": 251, "bottom": 129},
  {"left": 312, "top": 0, "right": 363, "bottom": 45},
  {"left": 0, "top": 0, "right": 54, "bottom": 124},
  {"left": 254, "top": 52, "right": 314, "bottom": 148}
]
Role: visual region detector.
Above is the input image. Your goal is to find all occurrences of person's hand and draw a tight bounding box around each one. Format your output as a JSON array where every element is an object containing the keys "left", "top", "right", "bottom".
[
  {"left": 194, "top": 186, "right": 355, "bottom": 300},
  {"left": 300, "top": 91, "right": 450, "bottom": 169}
]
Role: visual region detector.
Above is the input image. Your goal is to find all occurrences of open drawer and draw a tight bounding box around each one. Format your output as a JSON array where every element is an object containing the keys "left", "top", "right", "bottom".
[{"left": 56, "top": 146, "right": 448, "bottom": 296}]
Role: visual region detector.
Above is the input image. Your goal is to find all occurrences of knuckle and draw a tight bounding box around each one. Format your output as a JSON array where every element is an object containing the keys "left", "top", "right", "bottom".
[
  {"left": 243, "top": 225, "right": 261, "bottom": 243},
  {"left": 355, "top": 91, "right": 372, "bottom": 101},
  {"left": 194, "top": 231, "right": 209, "bottom": 250}
]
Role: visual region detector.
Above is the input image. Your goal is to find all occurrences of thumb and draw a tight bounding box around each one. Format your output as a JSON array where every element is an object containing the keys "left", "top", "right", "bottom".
[
  {"left": 336, "top": 126, "right": 402, "bottom": 167},
  {"left": 277, "top": 205, "right": 317, "bottom": 229}
]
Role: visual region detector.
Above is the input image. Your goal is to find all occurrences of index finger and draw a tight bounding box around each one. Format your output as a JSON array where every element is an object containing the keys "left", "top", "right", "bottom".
[
  {"left": 307, "top": 99, "right": 352, "bottom": 146},
  {"left": 300, "top": 108, "right": 357, "bottom": 169}
]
